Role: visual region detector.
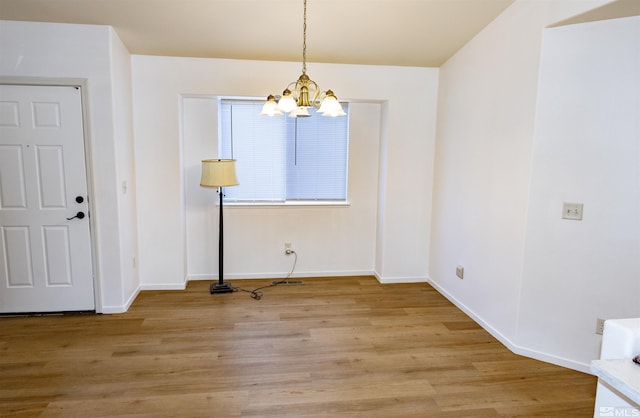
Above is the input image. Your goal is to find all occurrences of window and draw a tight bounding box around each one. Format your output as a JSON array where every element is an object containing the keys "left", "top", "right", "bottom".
[{"left": 219, "top": 99, "right": 349, "bottom": 203}]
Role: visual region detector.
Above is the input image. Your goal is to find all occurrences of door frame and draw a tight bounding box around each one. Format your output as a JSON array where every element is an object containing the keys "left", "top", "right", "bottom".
[{"left": 0, "top": 76, "right": 102, "bottom": 312}]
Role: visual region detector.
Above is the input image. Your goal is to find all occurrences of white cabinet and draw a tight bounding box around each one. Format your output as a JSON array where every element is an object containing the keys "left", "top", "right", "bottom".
[{"left": 591, "top": 318, "right": 640, "bottom": 417}]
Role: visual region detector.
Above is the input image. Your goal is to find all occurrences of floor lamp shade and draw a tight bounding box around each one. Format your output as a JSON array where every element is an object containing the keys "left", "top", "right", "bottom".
[
  {"left": 200, "top": 159, "right": 238, "bottom": 188},
  {"left": 200, "top": 159, "right": 238, "bottom": 294}
]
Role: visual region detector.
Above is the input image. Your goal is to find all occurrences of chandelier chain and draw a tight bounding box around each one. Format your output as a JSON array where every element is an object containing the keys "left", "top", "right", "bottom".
[
  {"left": 260, "top": 0, "right": 344, "bottom": 117},
  {"left": 302, "top": 0, "right": 307, "bottom": 75}
]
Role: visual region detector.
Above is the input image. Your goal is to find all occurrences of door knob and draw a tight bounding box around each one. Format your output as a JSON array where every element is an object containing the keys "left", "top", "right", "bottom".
[{"left": 66, "top": 211, "right": 85, "bottom": 220}]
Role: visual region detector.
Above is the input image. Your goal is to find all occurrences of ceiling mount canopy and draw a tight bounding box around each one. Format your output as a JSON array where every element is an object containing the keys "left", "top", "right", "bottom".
[{"left": 260, "top": 0, "right": 345, "bottom": 118}]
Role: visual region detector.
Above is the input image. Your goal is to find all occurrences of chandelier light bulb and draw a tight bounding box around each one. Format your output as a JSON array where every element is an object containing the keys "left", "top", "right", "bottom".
[
  {"left": 259, "top": 95, "right": 283, "bottom": 116},
  {"left": 318, "top": 90, "right": 345, "bottom": 116},
  {"left": 277, "top": 89, "right": 297, "bottom": 113},
  {"left": 288, "top": 106, "right": 311, "bottom": 118}
]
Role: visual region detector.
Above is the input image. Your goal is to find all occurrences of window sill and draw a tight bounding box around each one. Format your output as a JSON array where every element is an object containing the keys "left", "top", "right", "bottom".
[{"left": 224, "top": 201, "right": 351, "bottom": 208}]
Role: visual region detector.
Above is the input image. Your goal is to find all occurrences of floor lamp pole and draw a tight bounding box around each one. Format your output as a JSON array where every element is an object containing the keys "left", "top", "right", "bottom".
[
  {"left": 201, "top": 158, "right": 237, "bottom": 294},
  {"left": 211, "top": 186, "right": 234, "bottom": 294}
]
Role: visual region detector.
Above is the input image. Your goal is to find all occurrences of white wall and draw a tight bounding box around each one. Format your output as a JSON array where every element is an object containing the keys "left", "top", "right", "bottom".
[
  {"left": 131, "top": 56, "right": 438, "bottom": 288},
  {"left": 110, "top": 30, "right": 141, "bottom": 306},
  {"left": 429, "top": 0, "right": 620, "bottom": 372},
  {"left": 519, "top": 16, "right": 640, "bottom": 368},
  {"left": 0, "top": 20, "right": 139, "bottom": 312},
  {"left": 183, "top": 98, "right": 382, "bottom": 280}
]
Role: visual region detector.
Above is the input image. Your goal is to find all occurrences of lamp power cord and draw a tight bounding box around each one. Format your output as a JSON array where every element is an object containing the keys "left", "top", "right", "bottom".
[{"left": 233, "top": 251, "right": 298, "bottom": 300}]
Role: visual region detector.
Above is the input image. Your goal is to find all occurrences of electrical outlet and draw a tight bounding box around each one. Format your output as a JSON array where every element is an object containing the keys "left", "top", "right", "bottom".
[
  {"left": 562, "top": 202, "right": 584, "bottom": 220},
  {"left": 456, "top": 265, "right": 464, "bottom": 279},
  {"left": 595, "top": 318, "right": 606, "bottom": 335},
  {"left": 284, "top": 243, "right": 292, "bottom": 255}
]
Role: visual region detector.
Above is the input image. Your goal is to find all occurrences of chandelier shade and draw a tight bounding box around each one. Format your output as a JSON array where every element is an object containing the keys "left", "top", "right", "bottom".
[{"left": 261, "top": 0, "right": 345, "bottom": 118}]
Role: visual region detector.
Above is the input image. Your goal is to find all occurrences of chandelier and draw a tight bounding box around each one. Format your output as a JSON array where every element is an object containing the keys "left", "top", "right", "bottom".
[{"left": 260, "top": 0, "right": 345, "bottom": 118}]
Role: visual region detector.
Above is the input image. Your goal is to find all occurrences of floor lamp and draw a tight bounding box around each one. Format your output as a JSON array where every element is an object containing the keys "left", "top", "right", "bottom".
[{"left": 200, "top": 159, "right": 238, "bottom": 294}]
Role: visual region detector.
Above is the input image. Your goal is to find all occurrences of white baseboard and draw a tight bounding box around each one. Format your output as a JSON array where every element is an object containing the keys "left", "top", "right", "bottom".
[
  {"left": 189, "top": 272, "right": 427, "bottom": 284},
  {"left": 374, "top": 272, "right": 428, "bottom": 284},
  {"left": 140, "top": 282, "right": 187, "bottom": 290},
  {"left": 100, "top": 286, "right": 141, "bottom": 314},
  {"left": 427, "top": 278, "right": 592, "bottom": 375},
  {"left": 187, "top": 270, "right": 376, "bottom": 281}
]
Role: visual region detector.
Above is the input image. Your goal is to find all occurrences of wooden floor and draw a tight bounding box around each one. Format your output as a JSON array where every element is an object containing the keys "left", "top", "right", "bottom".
[{"left": 1, "top": 277, "right": 597, "bottom": 417}]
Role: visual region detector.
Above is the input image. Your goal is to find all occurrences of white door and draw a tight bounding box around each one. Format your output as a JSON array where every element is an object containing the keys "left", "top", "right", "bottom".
[{"left": 0, "top": 84, "right": 94, "bottom": 313}]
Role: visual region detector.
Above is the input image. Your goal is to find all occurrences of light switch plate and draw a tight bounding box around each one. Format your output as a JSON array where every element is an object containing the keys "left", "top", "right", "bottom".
[{"left": 562, "top": 202, "right": 583, "bottom": 220}]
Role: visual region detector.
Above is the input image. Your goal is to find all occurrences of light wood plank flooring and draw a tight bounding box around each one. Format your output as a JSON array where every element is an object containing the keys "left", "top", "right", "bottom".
[{"left": 1, "top": 277, "right": 597, "bottom": 417}]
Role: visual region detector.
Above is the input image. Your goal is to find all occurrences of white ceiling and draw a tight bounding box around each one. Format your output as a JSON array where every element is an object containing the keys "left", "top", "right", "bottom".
[{"left": 0, "top": 0, "right": 517, "bottom": 67}]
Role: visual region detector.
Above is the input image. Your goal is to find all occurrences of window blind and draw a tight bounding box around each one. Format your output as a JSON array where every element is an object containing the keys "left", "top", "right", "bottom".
[{"left": 220, "top": 99, "right": 349, "bottom": 203}]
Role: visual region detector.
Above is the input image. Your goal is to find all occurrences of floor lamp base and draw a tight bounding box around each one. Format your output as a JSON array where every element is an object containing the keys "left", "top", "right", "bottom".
[{"left": 210, "top": 282, "right": 234, "bottom": 294}]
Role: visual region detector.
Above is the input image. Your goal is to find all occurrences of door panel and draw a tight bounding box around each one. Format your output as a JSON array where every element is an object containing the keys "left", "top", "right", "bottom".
[
  {"left": 0, "top": 145, "right": 27, "bottom": 208},
  {"left": 43, "top": 226, "right": 73, "bottom": 285},
  {"left": 4, "top": 226, "right": 33, "bottom": 286},
  {"left": 0, "top": 84, "right": 94, "bottom": 313},
  {"left": 37, "top": 145, "right": 67, "bottom": 208}
]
